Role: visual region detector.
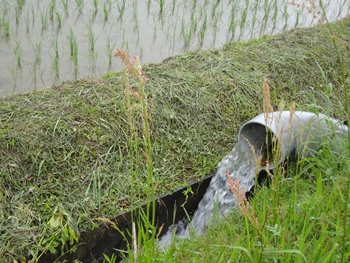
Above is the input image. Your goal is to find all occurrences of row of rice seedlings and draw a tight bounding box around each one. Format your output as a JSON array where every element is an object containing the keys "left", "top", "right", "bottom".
[{"left": 2, "top": 0, "right": 349, "bottom": 96}]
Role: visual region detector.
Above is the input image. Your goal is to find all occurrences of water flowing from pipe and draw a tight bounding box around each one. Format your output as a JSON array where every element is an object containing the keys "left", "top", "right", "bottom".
[{"left": 159, "top": 139, "right": 257, "bottom": 247}]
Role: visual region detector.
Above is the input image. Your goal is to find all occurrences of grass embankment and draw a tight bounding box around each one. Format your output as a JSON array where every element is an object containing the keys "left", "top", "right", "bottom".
[{"left": 0, "top": 17, "right": 349, "bottom": 262}]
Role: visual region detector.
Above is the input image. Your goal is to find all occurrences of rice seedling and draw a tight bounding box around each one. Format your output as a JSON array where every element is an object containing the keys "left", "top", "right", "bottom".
[
  {"left": 103, "top": 1, "right": 109, "bottom": 22},
  {"left": 147, "top": 0, "right": 151, "bottom": 12},
  {"left": 106, "top": 37, "right": 116, "bottom": 69},
  {"left": 132, "top": 2, "right": 139, "bottom": 31},
  {"left": 159, "top": 0, "right": 164, "bottom": 14},
  {"left": 90, "top": 51, "right": 98, "bottom": 74},
  {"left": 62, "top": 0, "right": 69, "bottom": 16},
  {"left": 40, "top": 8, "right": 48, "bottom": 33},
  {"left": 16, "top": 0, "right": 25, "bottom": 10},
  {"left": 67, "top": 26, "right": 77, "bottom": 58},
  {"left": 29, "top": 59, "right": 37, "bottom": 90},
  {"left": 93, "top": 0, "right": 98, "bottom": 13},
  {"left": 55, "top": 11, "right": 62, "bottom": 29},
  {"left": 212, "top": 8, "right": 223, "bottom": 31},
  {"left": 181, "top": 18, "right": 192, "bottom": 49},
  {"left": 116, "top": 0, "right": 126, "bottom": 19},
  {"left": 50, "top": 53, "right": 60, "bottom": 83},
  {"left": 29, "top": 40, "right": 42, "bottom": 66},
  {"left": 50, "top": 35, "right": 59, "bottom": 60},
  {"left": 283, "top": 4, "right": 290, "bottom": 31},
  {"left": 239, "top": 4, "right": 249, "bottom": 39},
  {"left": 3, "top": 18, "right": 10, "bottom": 38},
  {"left": 260, "top": 0, "right": 270, "bottom": 37},
  {"left": 86, "top": 21, "right": 97, "bottom": 53},
  {"left": 8, "top": 67, "right": 17, "bottom": 89},
  {"left": 198, "top": 13, "right": 207, "bottom": 45},
  {"left": 272, "top": 0, "right": 278, "bottom": 32},
  {"left": 13, "top": 38, "right": 23, "bottom": 68},
  {"left": 228, "top": 1, "right": 238, "bottom": 41},
  {"left": 75, "top": 0, "right": 84, "bottom": 14},
  {"left": 14, "top": 4, "right": 21, "bottom": 25},
  {"left": 29, "top": 3, "right": 35, "bottom": 24},
  {"left": 72, "top": 41, "right": 78, "bottom": 78},
  {"left": 171, "top": 0, "right": 176, "bottom": 14},
  {"left": 190, "top": 8, "right": 198, "bottom": 34},
  {"left": 49, "top": 0, "right": 55, "bottom": 21},
  {"left": 24, "top": 12, "right": 30, "bottom": 34},
  {"left": 250, "top": 0, "right": 259, "bottom": 38}
]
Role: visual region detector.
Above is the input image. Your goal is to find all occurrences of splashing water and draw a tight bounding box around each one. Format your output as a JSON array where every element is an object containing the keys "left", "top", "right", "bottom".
[{"left": 158, "top": 139, "right": 257, "bottom": 247}]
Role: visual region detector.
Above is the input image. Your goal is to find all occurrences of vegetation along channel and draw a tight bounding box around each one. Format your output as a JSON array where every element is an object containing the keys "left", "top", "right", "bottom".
[{"left": 0, "top": 1, "right": 350, "bottom": 263}]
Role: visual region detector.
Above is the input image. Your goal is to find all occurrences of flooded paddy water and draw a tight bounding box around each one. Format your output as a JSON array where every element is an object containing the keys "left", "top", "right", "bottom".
[{"left": 0, "top": 0, "right": 349, "bottom": 97}]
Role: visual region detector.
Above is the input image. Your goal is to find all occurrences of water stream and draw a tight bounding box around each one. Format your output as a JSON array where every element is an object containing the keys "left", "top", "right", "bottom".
[{"left": 159, "top": 139, "right": 257, "bottom": 247}]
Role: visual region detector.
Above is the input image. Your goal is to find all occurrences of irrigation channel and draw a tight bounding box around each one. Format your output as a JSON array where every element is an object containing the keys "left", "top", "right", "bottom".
[{"left": 0, "top": 0, "right": 349, "bottom": 96}]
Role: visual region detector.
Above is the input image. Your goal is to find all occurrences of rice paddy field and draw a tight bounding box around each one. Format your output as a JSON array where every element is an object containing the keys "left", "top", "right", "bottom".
[
  {"left": 0, "top": 0, "right": 350, "bottom": 262},
  {"left": 0, "top": 0, "right": 349, "bottom": 96}
]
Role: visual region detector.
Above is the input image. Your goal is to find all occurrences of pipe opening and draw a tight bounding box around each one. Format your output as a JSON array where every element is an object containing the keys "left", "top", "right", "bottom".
[{"left": 238, "top": 122, "right": 277, "bottom": 169}]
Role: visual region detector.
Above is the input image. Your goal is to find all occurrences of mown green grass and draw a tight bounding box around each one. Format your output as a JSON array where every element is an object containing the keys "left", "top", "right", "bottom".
[{"left": 0, "top": 16, "right": 349, "bottom": 262}]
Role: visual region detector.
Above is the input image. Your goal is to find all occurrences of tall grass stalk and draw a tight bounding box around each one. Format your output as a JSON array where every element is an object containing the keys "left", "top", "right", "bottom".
[{"left": 114, "top": 49, "right": 156, "bottom": 260}]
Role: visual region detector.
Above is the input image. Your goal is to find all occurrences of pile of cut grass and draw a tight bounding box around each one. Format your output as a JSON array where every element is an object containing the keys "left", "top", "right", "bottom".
[{"left": 0, "top": 16, "right": 349, "bottom": 261}]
